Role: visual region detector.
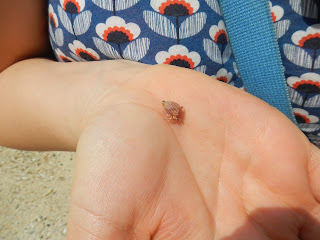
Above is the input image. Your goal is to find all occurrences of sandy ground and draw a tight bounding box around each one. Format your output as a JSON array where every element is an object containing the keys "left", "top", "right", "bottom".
[{"left": 0, "top": 147, "right": 75, "bottom": 240}]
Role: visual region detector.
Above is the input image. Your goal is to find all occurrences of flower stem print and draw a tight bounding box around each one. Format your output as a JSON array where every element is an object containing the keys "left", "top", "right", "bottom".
[
  {"left": 287, "top": 73, "right": 320, "bottom": 107},
  {"left": 269, "top": 1, "right": 290, "bottom": 39},
  {"left": 286, "top": 24, "right": 320, "bottom": 71},
  {"left": 95, "top": 16, "right": 150, "bottom": 61},
  {"left": 113, "top": 0, "right": 116, "bottom": 15},
  {"left": 60, "top": 0, "right": 85, "bottom": 39},
  {"left": 96, "top": 16, "right": 141, "bottom": 59},
  {"left": 58, "top": 0, "right": 92, "bottom": 39},
  {"left": 303, "top": 93, "right": 309, "bottom": 107},
  {"left": 91, "top": 0, "right": 140, "bottom": 11},
  {"left": 151, "top": 0, "right": 200, "bottom": 44},
  {"left": 49, "top": 4, "right": 64, "bottom": 47},
  {"left": 210, "top": 20, "right": 228, "bottom": 64},
  {"left": 117, "top": 43, "right": 123, "bottom": 58},
  {"left": 220, "top": 44, "right": 226, "bottom": 66},
  {"left": 69, "top": 14, "right": 77, "bottom": 39},
  {"left": 147, "top": 0, "right": 204, "bottom": 44},
  {"left": 176, "top": 16, "right": 180, "bottom": 44},
  {"left": 69, "top": 40, "right": 100, "bottom": 61},
  {"left": 294, "top": 26, "right": 320, "bottom": 72},
  {"left": 155, "top": 45, "right": 201, "bottom": 69},
  {"left": 289, "top": 0, "right": 319, "bottom": 20},
  {"left": 204, "top": 20, "right": 231, "bottom": 66},
  {"left": 312, "top": 49, "right": 318, "bottom": 71}
]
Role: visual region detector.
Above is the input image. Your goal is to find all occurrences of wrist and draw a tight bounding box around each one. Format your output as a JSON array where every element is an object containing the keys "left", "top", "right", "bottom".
[
  {"left": 67, "top": 59, "right": 153, "bottom": 149},
  {"left": 0, "top": 59, "right": 92, "bottom": 151}
]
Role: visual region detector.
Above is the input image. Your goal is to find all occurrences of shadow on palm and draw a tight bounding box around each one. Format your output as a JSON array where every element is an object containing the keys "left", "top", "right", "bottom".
[{"left": 222, "top": 207, "right": 320, "bottom": 239}]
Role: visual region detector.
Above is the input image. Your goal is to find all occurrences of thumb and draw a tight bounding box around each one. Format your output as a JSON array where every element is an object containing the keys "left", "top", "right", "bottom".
[
  {"left": 66, "top": 115, "right": 214, "bottom": 240},
  {"left": 66, "top": 118, "right": 159, "bottom": 240}
]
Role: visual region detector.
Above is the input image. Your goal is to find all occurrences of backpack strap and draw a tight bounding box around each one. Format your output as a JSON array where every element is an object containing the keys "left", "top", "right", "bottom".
[{"left": 218, "top": 0, "right": 298, "bottom": 125}]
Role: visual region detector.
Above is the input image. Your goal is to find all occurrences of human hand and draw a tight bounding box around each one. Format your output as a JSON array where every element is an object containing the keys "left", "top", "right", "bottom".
[{"left": 67, "top": 60, "right": 320, "bottom": 239}]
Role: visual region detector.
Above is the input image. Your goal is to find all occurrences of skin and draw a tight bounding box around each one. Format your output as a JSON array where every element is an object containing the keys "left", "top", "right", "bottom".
[
  {"left": 1, "top": 0, "right": 320, "bottom": 239},
  {"left": 68, "top": 62, "right": 320, "bottom": 239},
  {"left": 3, "top": 59, "right": 320, "bottom": 239}
]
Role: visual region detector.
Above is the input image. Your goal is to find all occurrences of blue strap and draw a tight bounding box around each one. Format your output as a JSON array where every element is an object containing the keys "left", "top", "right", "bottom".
[{"left": 218, "top": 0, "right": 298, "bottom": 125}]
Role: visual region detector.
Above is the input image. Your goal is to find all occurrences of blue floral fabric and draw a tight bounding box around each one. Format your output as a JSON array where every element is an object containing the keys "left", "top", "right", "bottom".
[{"left": 48, "top": 0, "right": 320, "bottom": 145}]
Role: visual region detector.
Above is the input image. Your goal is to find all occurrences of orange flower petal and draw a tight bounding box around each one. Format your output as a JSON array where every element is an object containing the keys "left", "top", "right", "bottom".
[
  {"left": 298, "top": 33, "right": 320, "bottom": 47},
  {"left": 63, "top": 0, "right": 81, "bottom": 13},
  {"left": 214, "top": 29, "right": 228, "bottom": 43},
  {"left": 292, "top": 80, "right": 320, "bottom": 90},
  {"left": 75, "top": 49, "right": 98, "bottom": 60},
  {"left": 102, "top": 26, "right": 134, "bottom": 42},
  {"left": 59, "top": 55, "right": 72, "bottom": 62},
  {"left": 49, "top": 13, "right": 58, "bottom": 28},
  {"left": 271, "top": 12, "right": 276, "bottom": 22},
  {"left": 294, "top": 113, "right": 310, "bottom": 123},
  {"left": 159, "top": 0, "right": 194, "bottom": 15},
  {"left": 164, "top": 54, "right": 195, "bottom": 69},
  {"left": 217, "top": 76, "right": 228, "bottom": 83}
]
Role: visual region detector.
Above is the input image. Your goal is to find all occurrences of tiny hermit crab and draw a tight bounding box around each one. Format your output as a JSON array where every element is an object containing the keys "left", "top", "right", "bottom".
[{"left": 161, "top": 100, "right": 184, "bottom": 124}]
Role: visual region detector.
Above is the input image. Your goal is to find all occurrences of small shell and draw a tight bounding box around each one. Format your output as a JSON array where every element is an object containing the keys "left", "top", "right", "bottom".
[{"left": 161, "top": 100, "right": 184, "bottom": 123}]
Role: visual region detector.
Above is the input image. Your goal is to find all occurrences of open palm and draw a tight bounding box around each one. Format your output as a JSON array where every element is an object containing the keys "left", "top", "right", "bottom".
[{"left": 67, "top": 61, "right": 320, "bottom": 240}]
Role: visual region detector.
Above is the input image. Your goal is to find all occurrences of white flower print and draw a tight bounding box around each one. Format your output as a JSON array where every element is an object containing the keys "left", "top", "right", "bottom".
[
  {"left": 55, "top": 48, "right": 74, "bottom": 62},
  {"left": 58, "top": 1, "right": 92, "bottom": 38},
  {"left": 285, "top": 24, "right": 320, "bottom": 71},
  {"left": 68, "top": 40, "right": 100, "bottom": 61},
  {"left": 287, "top": 73, "right": 320, "bottom": 108},
  {"left": 300, "top": 124, "right": 320, "bottom": 133},
  {"left": 145, "top": 0, "right": 205, "bottom": 43},
  {"left": 209, "top": 20, "right": 228, "bottom": 44},
  {"left": 211, "top": 68, "right": 232, "bottom": 83},
  {"left": 151, "top": 0, "right": 200, "bottom": 16},
  {"left": 155, "top": 45, "right": 200, "bottom": 69},
  {"left": 60, "top": 0, "right": 85, "bottom": 14},
  {"left": 292, "top": 24, "right": 320, "bottom": 49},
  {"left": 49, "top": 5, "right": 64, "bottom": 47},
  {"left": 204, "top": 20, "right": 231, "bottom": 64},
  {"left": 269, "top": 1, "right": 284, "bottom": 22},
  {"left": 233, "top": 62, "right": 240, "bottom": 77},
  {"left": 96, "top": 16, "right": 141, "bottom": 44},
  {"left": 204, "top": 0, "right": 221, "bottom": 16},
  {"left": 283, "top": 44, "right": 320, "bottom": 70},
  {"left": 307, "top": 134, "right": 320, "bottom": 146},
  {"left": 289, "top": 0, "right": 319, "bottom": 19},
  {"left": 49, "top": 4, "right": 59, "bottom": 28},
  {"left": 287, "top": 72, "right": 320, "bottom": 93},
  {"left": 194, "top": 65, "right": 207, "bottom": 74},
  {"left": 269, "top": 1, "right": 290, "bottom": 39},
  {"left": 92, "top": 0, "right": 140, "bottom": 11},
  {"left": 293, "top": 108, "right": 319, "bottom": 123}
]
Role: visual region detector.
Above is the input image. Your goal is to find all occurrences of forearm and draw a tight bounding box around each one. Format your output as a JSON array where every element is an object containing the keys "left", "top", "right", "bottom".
[{"left": 0, "top": 59, "right": 92, "bottom": 151}]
